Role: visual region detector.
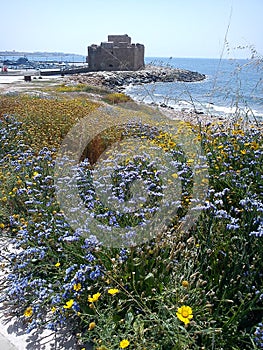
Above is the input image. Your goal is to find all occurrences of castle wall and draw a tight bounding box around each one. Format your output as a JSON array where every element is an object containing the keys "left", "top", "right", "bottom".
[
  {"left": 87, "top": 35, "right": 144, "bottom": 71},
  {"left": 108, "top": 34, "right": 131, "bottom": 44},
  {"left": 134, "top": 44, "right": 145, "bottom": 70}
]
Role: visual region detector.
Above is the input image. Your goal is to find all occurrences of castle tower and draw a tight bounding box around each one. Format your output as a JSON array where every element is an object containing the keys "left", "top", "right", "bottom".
[{"left": 87, "top": 34, "right": 145, "bottom": 71}]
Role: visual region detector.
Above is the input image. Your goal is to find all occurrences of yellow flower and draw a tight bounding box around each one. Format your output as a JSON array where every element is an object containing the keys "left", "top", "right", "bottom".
[
  {"left": 168, "top": 141, "right": 176, "bottom": 148},
  {"left": 176, "top": 305, "right": 193, "bottom": 325},
  {"left": 250, "top": 141, "right": 259, "bottom": 150},
  {"left": 63, "top": 299, "right": 74, "bottom": 309},
  {"left": 73, "top": 283, "right": 82, "bottom": 291},
  {"left": 108, "top": 288, "right": 119, "bottom": 295},
  {"left": 0, "top": 223, "right": 5, "bottom": 229},
  {"left": 88, "top": 292, "right": 101, "bottom": 302},
  {"left": 33, "top": 171, "right": 39, "bottom": 177},
  {"left": 88, "top": 321, "right": 96, "bottom": 330},
  {"left": 182, "top": 280, "right": 189, "bottom": 288},
  {"left": 55, "top": 262, "right": 60, "bottom": 267},
  {"left": 24, "top": 306, "right": 33, "bottom": 318},
  {"left": 119, "top": 339, "right": 130, "bottom": 348},
  {"left": 51, "top": 306, "right": 56, "bottom": 313}
]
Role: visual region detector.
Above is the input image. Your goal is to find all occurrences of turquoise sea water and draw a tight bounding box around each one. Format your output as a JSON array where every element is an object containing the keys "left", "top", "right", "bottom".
[{"left": 126, "top": 57, "right": 263, "bottom": 119}]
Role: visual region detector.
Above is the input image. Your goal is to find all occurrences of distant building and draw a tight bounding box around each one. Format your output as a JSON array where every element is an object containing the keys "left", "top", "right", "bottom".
[{"left": 87, "top": 34, "right": 144, "bottom": 71}]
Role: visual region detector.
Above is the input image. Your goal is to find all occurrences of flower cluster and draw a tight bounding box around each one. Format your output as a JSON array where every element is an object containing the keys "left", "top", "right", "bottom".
[
  {"left": 0, "top": 90, "right": 262, "bottom": 349},
  {"left": 254, "top": 322, "right": 263, "bottom": 349}
]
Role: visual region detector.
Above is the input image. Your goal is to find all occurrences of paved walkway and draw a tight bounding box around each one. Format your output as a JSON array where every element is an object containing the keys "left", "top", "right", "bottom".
[
  {"left": 0, "top": 316, "right": 77, "bottom": 350},
  {"left": 0, "top": 333, "right": 17, "bottom": 350},
  {"left": 0, "top": 237, "right": 76, "bottom": 349}
]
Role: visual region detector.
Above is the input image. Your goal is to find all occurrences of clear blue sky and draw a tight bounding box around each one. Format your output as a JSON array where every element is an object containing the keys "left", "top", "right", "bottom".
[{"left": 1, "top": 0, "right": 262, "bottom": 58}]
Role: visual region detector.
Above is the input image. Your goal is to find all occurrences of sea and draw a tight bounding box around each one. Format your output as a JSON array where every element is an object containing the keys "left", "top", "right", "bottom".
[
  {"left": 0, "top": 53, "right": 85, "bottom": 63},
  {"left": 126, "top": 57, "right": 263, "bottom": 120}
]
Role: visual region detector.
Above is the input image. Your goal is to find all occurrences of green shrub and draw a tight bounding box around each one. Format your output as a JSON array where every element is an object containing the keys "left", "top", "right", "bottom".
[
  {"left": 56, "top": 83, "right": 109, "bottom": 95},
  {"left": 103, "top": 93, "right": 132, "bottom": 104}
]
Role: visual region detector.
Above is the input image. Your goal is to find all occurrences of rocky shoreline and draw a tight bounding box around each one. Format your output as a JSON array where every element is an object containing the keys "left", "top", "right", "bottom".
[{"left": 65, "top": 65, "right": 206, "bottom": 91}]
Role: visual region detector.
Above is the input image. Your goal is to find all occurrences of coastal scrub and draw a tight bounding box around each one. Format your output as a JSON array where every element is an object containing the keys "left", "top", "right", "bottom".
[{"left": 0, "top": 92, "right": 262, "bottom": 349}]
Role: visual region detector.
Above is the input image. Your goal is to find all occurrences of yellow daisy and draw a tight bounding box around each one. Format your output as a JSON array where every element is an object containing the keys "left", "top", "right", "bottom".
[
  {"left": 88, "top": 292, "right": 101, "bottom": 303},
  {"left": 176, "top": 305, "right": 193, "bottom": 325},
  {"left": 108, "top": 288, "right": 119, "bottom": 295},
  {"left": 119, "top": 339, "right": 130, "bottom": 348}
]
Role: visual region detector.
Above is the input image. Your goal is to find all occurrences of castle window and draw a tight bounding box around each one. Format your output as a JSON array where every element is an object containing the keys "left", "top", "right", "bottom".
[{"left": 109, "top": 64, "right": 113, "bottom": 67}]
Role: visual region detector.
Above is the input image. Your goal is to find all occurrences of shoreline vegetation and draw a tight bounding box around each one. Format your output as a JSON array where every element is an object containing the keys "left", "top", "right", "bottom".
[
  {"left": 0, "top": 67, "right": 262, "bottom": 349},
  {"left": 0, "top": 64, "right": 213, "bottom": 126},
  {"left": 63, "top": 65, "right": 209, "bottom": 122}
]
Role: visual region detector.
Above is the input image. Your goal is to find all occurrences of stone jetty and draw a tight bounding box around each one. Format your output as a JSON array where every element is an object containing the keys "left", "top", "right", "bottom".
[{"left": 65, "top": 65, "right": 206, "bottom": 91}]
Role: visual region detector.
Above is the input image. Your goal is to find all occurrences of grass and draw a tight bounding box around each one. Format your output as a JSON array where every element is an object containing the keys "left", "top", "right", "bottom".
[
  {"left": 102, "top": 92, "right": 133, "bottom": 104},
  {"left": 0, "top": 91, "right": 262, "bottom": 349},
  {"left": 0, "top": 94, "right": 99, "bottom": 150},
  {"left": 55, "top": 83, "right": 110, "bottom": 95}
]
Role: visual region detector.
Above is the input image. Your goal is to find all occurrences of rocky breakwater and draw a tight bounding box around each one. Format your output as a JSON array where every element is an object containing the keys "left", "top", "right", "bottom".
[{"left": 65, "top": 65, "right": 206, "bottom": 91}]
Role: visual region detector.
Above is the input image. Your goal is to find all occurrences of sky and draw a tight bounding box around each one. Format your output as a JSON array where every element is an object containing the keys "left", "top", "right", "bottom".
[{"left": 1, "top": 0, "right": 262, "bottom": 59}]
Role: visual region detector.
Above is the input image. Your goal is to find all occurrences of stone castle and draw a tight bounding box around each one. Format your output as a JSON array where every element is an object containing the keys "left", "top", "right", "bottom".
[{"left": 86, "top": 34, "right": 144, "bottom": 71}]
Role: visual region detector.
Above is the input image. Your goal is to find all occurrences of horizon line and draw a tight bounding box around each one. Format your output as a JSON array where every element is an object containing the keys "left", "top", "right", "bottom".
[{"left": 0, "top": 51, "right": 252, "bottom": 61}]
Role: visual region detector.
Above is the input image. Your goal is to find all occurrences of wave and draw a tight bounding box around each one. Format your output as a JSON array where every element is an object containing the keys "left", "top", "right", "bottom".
[{"left": 125, "top": 86, "right": 263, "bottom": 121}]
